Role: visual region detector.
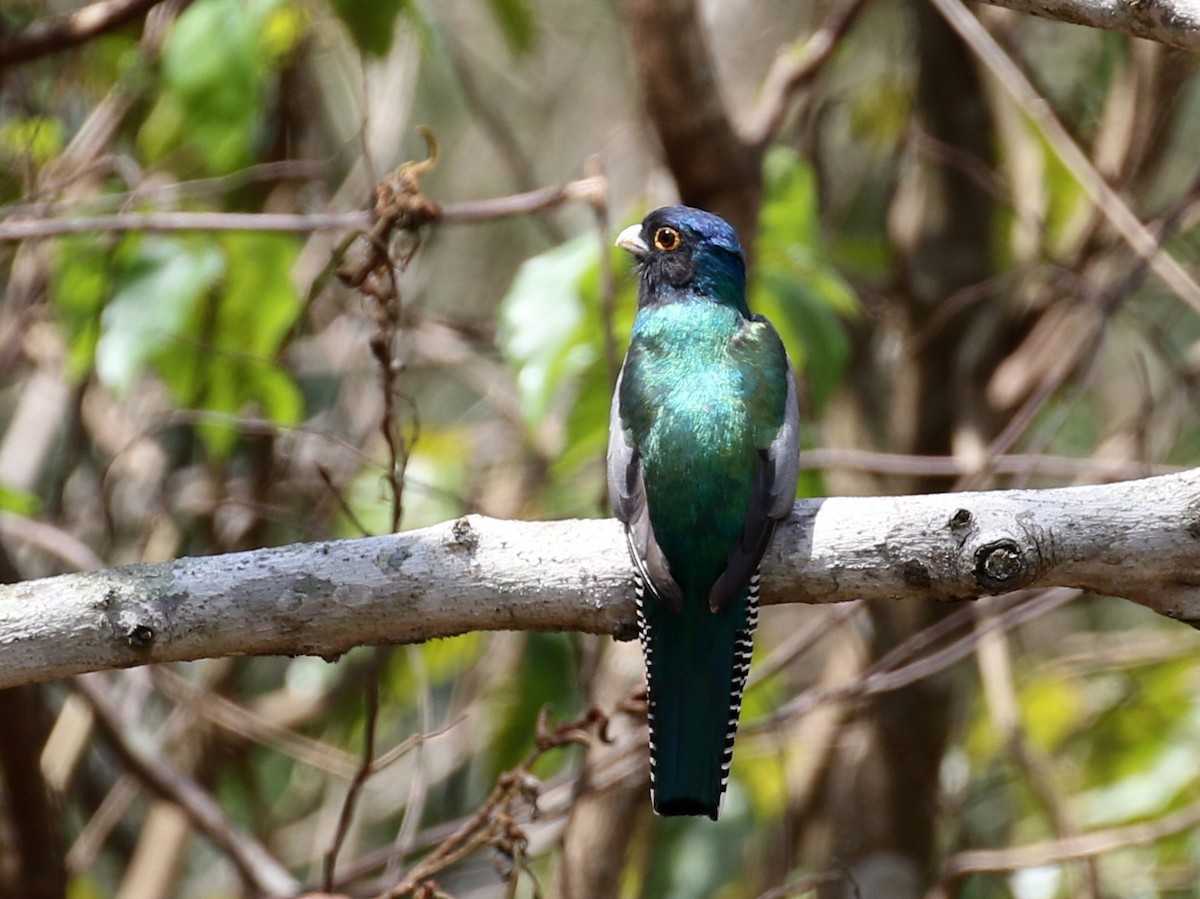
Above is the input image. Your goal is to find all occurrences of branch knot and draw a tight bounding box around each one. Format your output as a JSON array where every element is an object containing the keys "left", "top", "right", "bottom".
[{"left": 973, "top": 539, "right": 1028, "bottom": 593}]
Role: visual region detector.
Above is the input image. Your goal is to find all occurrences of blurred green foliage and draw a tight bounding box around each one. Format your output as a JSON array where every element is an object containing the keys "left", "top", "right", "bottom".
[
  {"left": 140, "top": 0, "right": 297, "bottom": 175},
  {"left": 52, "top": 232, "right": 302, "bottom": 459},
  {"left": 753, "top": 147, "right": 859, "bottom": 415},
  {"left": 327, "top": 0, "right": 413, "bottom": 57},
  {"left": 484, "top": 0, "right": 537, "bottom": 54},
  {"left": 0, "top": 115, "right": 65, "bottom": 168}
]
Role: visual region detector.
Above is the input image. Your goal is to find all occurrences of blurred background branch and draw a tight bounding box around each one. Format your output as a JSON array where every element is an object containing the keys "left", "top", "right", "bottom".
[{"left": 0, "top": 0, "right": 169, "bottom": 65}]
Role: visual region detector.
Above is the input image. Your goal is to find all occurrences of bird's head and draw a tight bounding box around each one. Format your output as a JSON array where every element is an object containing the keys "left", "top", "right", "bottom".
[{"left": 616, "top": 206, "right": 747, "bottom": 313}]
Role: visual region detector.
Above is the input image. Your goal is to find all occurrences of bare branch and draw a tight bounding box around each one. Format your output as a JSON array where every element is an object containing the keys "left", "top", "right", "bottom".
[
  {"left": 741, "top": 0, "right": 871, "bottom": 147},
  {"left": 73, "top": 675, "right": 300, "bottom": 897},
  {"left": 969, "top": 0, "right": 1200, "bottom": 52},
  {"left": 0, "top": 176, "right": 606, "bottom": 242},
  {"left": 0, "top": 0, "right": 166, "bottom": 66},
  {"left": 937, "top": 794, "right": 1200, "bottom": 889},
  {"left": 323, "top": 650, "right": 385, "bottom": 891},
  {"left": 618, "top": 0, "right": 763, "bottom": 239},
  {"left": 764, "top": 589, "right": 1082, "bottom": 725},
  {"left": 0, "top": 471, "right": 1199, "bottom": 690},
  {"left": 799, "top": 447, "right": 1179, "bottom": 480},
  {"left": 932, "top": 0, "right": 1200, "bottom": 318},
  {"left": 0, "top": 210, "right": 372, "bottom": 241}
]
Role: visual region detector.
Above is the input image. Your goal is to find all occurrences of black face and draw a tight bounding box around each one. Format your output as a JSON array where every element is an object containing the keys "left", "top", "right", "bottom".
[
  {"left": 637, "top": 209, "right": 698, "bottom": 290},
  {"left": 632, "top": 206, "right": 746, "bottom": 300}
]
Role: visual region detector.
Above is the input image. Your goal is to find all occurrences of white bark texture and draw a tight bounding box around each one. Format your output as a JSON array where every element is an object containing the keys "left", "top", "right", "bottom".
[
  {"left": 972, "top": 0, "right": 1200, "bottom": 51},
  {"left": 2, "top": 469, "right": 1199, "bottom": 689}
]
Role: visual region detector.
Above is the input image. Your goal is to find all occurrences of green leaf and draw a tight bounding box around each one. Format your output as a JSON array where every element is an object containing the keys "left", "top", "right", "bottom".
[
  {"left": 847, "top": 78, "right": 911, "bottom": 151},
  {"left": 553, "top": 244, "right": 637, "bottom": 489},
  {"left": 153, "top": 232, "right": 304, "bottom": 459},
  {"left": 488, "top": 633, "right": 581, "bottom": 776},
  {"left": 96, "top": 237, "right": 225, "bottom": 392},
  {"left": 497, "top": 234, "right": 599, "bottom": 428},
  {"left": 1039, "top": 127, "right": 1090, "bottom": 259},
  {"left": 754, "top": 270, "right": 851, "bottom": 414},
  {"left": 754, "top": 147, "right": 858, "bottom": 414},
  {"left": 260, "top": 3, "right": 308, "bottom": 61},
  {"left": 0, "top": 115, "right": 65, "bottom": 167},
  {"left": 140, "top": 0, "right": 285, "bottom": 173},
  {"left": 214, "top": 233, "right": 301, "bottom": 356},
  {"left": 326, "top": 0, "right": 411, "bottom": 57},
  {"left": 53, "top": 236, "right": 117, "bottom": 381},
  {"left": 1080, "top": 743, "right": 1199, "bottom": 827},
  {"left": 55, "top": 232, "right": 304, "bottom": 460},
  {"left": 1021, "top": 675, "right": 1085, "bottom": 753},
  {"left": 485, "top": 0, "right": 535, "bottom": 54},
  {"left": 0, "top": 484, "right": 40, "bottom": 516}
]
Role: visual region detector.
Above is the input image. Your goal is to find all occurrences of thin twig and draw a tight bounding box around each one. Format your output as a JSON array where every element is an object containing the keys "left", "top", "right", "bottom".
[
  {"left": 929, "top": 0, "right": 1200, "bottom": 318},
  {"left": 435, "top": 15, "right": 565, "bottom": 245},
  {"left": 0, "top": 210, "right": 371, "bottom": 240},
  {"left": 375, "top": 706, "right": 625, "bottom": 898},
  {"left": 323, "top": 648, "right": 387, "bottom": 891},
  {"left": 72, "top": 674, "right": 299, "bottom": 897},
  {"left": 957, "top": 219, "right": 1167, "bottom": 490},
  {"left": 746, "top": 602, "right": 864, "bottom": 689},
  {"left": 762, "top": 589, "right": 1080, "bottom": 726},
  {"left": 0, "top": 0, "right": 166, "bottom": 65},
  {"left": 798, "top": 447, "right": 1175, "bottom": 481},
  {"left": 0, "top": 177, "right": 607, "bottom": 242},
  {"left": 0, "top": 513, "right": 105, "bottom": 571},
  {"left": 151, "top": 667, "right": 361, "bottom": 778},
  {"left": 859, "top": 589, "right": 1079, "bottom": 696},
  {"left": 66, "top": 775, "right": 140, "bottom": 874},
  {"left": 973, "top": 609, "right": 1102, "bottom": 896},
  {"left": 382, "top": 646, "right": 435, "bottom": 886},
  {"left": 939, "top": 794, "right": 1200, "bottom": 885},
  {"left": 317, "top": 466, "right": 373, "bottom": 538},
  {"left": 433, "top": 177, "right": 605, "bottom": 223},
  {"left": 742, "top": 0, "right": 872, "bottom": 146},
  {"left": 8, "top": 158, "right": 335, "bottom": 218},
  {"left": 754, "top": 870, "right": 853, "bottom": 899}
]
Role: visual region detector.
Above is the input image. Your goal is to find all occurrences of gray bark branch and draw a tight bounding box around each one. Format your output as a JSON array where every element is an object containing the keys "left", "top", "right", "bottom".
[
  {"left": 1, "top": 470, "right": 1199, "bottom": 689},
  {"left": 970, "top": 0, "right": 1200, "bottom": 52}
]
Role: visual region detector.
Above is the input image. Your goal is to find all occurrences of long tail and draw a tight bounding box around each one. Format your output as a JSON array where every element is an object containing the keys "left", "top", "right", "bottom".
[{"left": 636, "top": 570, "right": 759, "bottom": 820}]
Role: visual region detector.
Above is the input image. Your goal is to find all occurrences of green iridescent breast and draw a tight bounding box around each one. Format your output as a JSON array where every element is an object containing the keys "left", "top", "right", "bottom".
[{"left": 619, "top": 302, "right": 788, "bottom": 598}]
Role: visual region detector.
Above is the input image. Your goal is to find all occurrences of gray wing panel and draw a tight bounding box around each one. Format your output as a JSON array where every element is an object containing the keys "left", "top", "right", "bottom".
[{"left": 607, "top": 368, "right": 684, "bottom": 616}]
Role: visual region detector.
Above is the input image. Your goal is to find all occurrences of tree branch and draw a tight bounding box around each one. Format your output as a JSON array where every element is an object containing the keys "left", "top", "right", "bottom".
[
  {"left": 617, "top": 0, "right": 763, "bottom": 240},
  {"left": 741, "top": 0, "right": 871, "bottom": 148},
  {"left": 0, "top": 471, "right": 1198, "bottom": 690},
  {"left": 937, "top": 792, "right": 1200, "bottom": 889},
  {"left": 969, "top": 0, "right": 1200, "bottom": 52},
  {"left": 0, "top": 0, "right": 167, "bottom": 66},
  {"left": 73, "top": 675, "right": 300, "bottom": 897},
  {"left": 932, "top": 0, "right": 1200, "bottom": 319},
  {"left": 0, "top": 176, "right": 606, "bottom": 242}
]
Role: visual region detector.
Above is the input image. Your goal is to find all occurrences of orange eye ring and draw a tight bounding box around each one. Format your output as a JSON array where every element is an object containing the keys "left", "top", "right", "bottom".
[{"left": 653, "top": 227, "right": 681, "bottom": 252}]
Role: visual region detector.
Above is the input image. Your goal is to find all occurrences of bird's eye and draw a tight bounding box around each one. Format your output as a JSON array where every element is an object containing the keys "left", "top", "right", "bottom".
[{"left": 653, "top": 227, "right": 681, "bottom": 251}]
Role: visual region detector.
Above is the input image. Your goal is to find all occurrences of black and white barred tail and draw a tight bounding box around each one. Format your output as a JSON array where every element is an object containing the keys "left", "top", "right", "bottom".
[
  {"left": 721, "top": 569, "right": 759, "bottom": 799},
  {"left": 635, "top": 566, "right": 760, "bottom": 820}
]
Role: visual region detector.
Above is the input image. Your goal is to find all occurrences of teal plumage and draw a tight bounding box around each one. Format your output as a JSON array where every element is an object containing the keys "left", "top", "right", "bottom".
[{"left": 608, "top": 206, "right": 800, "bottom": 819}]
